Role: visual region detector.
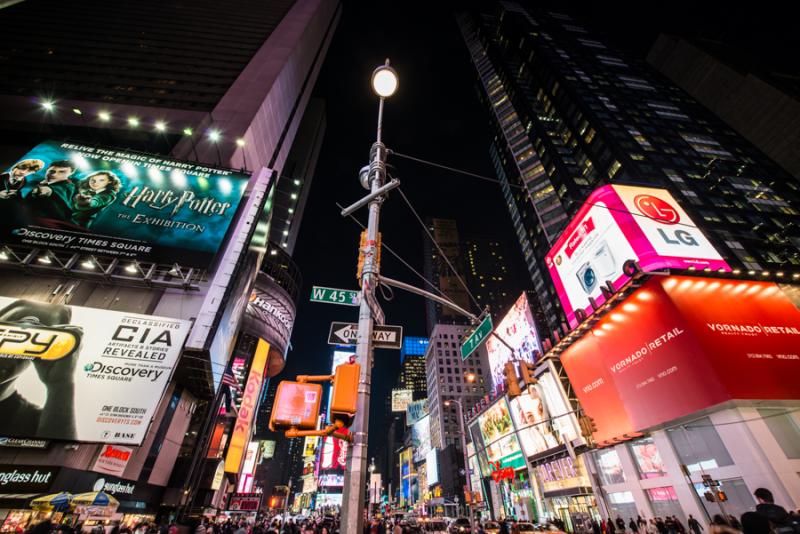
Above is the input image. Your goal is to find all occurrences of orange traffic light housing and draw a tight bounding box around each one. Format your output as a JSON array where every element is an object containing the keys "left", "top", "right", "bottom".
[
  {"left": 330, "top": 362, "right": 360, "bottom": 427},
  {"left": 504, "top": 362, "right": 521, "bottom": 398},
  {"left": 269, "top": 381, "right": 322, "bottom": 431},
  {"left": 519, "top": 361, "right": 538, "bottom": 388}
]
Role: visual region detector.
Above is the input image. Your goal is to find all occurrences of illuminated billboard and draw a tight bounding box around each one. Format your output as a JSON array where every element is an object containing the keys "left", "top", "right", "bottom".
[
  {"left": 0, "top": 296, "right": 190, "bottom": 444},
  {"left": 485, "top": 292, "right": 542, "bottom": 388},
  {"left": 225, "top": 339, "right": 270, "bottom": 473},
  {"left": 509, "top": 387, "right": 561, "bottom": 457},
  {"left": 477, "top": 398, "right": 525, "bottom": 469},
  {"left": 561, "top": 276, "right": 800, "bottom": 445},
  {"left": 0, "top": 141, "right": 250, "bottom": 268},
  {"left": 545, "top": 185, "right": 729, "bottom": 326},
  {"left": 412, "top": 414, "right": 432, "bottom": 463},
  {"left": 426, "top": 449, "right": 439, "bottom": 486},
  {"left": 391, "top": 389, "right": 413, "bottom": 412}
]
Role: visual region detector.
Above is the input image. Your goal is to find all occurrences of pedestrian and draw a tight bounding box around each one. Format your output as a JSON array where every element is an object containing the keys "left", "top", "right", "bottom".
[
  {"left": 617, "top": 518, "right": 626, "bottom": 533},
  {"left": 593, "top": 520, "right": 601, "bottom": 534},
  {"left": 608, "top": 518, "right": 617, "bottom": 534},
  {"left": 629, "top": 519, "right": 639, "bottom": 533},
  {"left": 655, "top": 517, "right": 666, "bottom": 534},
  {"left": 687, "top": 515, "right": 703, "bottom": 534},
  {"left": 673, "top": 516, "right": 686, "bottom": 534},
  {"left": 708, "top": 516, "right": 738, "bottom": 534},
  {"left": 726, "top": 517, "right": 740, "bottom": 531},
  {"left": 740, "top": 513, "right": 769, "bottom": 534},
  {"left": 638, "top": 518, "right": 647, "bottom": 531},
  {"left": 754, "top": 487, "right": 800, "bottom": 533}
]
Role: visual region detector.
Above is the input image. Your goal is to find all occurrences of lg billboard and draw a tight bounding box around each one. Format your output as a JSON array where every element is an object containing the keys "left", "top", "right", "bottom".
[
  {"left": 561, "top": 276, "right": 800, "bottom": 445},
  {"left": 0, "top": 141, "right": 249, "bottom": 268},
  {"left": 545, "top": 185, "right": 729, "bottom": 326}
]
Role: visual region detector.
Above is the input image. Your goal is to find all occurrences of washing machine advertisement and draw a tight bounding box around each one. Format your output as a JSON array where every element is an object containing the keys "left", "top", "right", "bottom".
[{"left": 545, "top": 185, "right": 728, "bottom": 326}]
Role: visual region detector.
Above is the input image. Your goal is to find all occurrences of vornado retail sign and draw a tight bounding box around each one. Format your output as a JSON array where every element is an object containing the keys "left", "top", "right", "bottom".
[
  {"left": 241, "top": 272, "right": 296, "bottom": 356},
  {"left": 0, "top": 296, "right": 190, "bottom": 444}
]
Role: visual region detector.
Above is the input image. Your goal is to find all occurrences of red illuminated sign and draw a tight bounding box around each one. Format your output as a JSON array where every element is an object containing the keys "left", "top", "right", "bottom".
[
  {"left": 489, "top": 461, "right": 515, "bottom": 483},
  {"left": 561, "top": 276, "right": 800, "bottom": 445}
]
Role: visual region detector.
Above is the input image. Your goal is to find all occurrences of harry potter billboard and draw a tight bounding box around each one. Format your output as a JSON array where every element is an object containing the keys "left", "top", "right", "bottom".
[{"left": 0, "top": 140, "right": 249, "bottom": 268}]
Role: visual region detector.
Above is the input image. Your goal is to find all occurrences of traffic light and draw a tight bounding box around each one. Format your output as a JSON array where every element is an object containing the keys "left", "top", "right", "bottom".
[
  {"left": 504, "top": 362, "right": 521, "bottom": 398},
  {"left": 519, "top": 361, "right": 538, "bottom": 388},
  {"left": 578, "top": 414, "right": 597, "bottom": 440},
  {"left": 269, "top": 381, "right": 323, "bottom": 431},
  {"left": 357, "top": 230, "right": 382, "bottom": 281},
  {"left": 717, "top": 491, "right": 728, "bottom": 502},
  {"left": 330, "top": 362, "right": 361, "bottom": 427}
]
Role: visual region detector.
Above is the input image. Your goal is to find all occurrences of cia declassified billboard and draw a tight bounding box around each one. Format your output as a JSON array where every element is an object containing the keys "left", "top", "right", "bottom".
[
  {"left": 485, "top": 292, "right": 542, "bottom": 388},
  {"left": 545, "top": 185, "right": 729, "bottom": 326},
  {"left": 0, "top": 296, "right": 190, "bottom": 443},
  {"left": 560, "top": 276, "right": 800, "bottom": 445},
  {"left": 0, "top": 141, "right": 249, "bottom": 268},
  {"left": 391, "top": 389, "right": 413, "bottom": 412}
]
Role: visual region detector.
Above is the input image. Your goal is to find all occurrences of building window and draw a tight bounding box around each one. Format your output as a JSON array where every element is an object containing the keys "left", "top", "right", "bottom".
[
  {"left": 595, "top": 449, "right": 626, "bottom": 485},
  {"left": 608, "top": 160, "right": 621, "bottom": 178},
  {"left": 667, "top": 418, "right": 734, "bottom": 472},
  {"left": 628, "top": 436, "right": 668, "bottom": 479},
  {"left": 646, "top": 487, "right": 685, "bottom": 523},
  {"left": 757, "top": 408, "right": 800, "bottom": 459},
  {"left": 607, "top": 492, "right": 639, "bottom": 520},
  {"left": 693, "top": 478, "right": 755, "bottom": 520}
]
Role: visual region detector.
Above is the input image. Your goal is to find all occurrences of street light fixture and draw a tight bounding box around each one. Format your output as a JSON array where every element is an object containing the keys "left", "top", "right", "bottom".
[{"left": 371, "top": 63, "right": 399, "bottom": 98}]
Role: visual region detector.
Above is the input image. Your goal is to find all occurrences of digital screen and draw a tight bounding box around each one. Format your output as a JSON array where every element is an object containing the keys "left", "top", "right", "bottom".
[
  {"left": 485, "top": 293, "right": 542, "bottom": 388},
  {"left": 509, "top": 387, "right": 561, "bottom": 457},
  {"left": 412, "top": 415, "right": 432, "bottom": 463},
  {"left": 477, "top": 398, "right": 524, "bottom": 469},
  {"left": 426, "top": 449, "right": 439, "bottom": 486}
]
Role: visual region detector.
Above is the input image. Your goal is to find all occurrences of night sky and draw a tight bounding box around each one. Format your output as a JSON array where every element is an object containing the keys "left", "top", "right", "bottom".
[{"left": 282, "top": 1, "right": 796, "bottom": 464}]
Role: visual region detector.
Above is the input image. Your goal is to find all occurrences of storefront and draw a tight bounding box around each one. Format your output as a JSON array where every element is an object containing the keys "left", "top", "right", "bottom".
[{"left": 534, "top": 455, "right": 599, "bottom": 533}]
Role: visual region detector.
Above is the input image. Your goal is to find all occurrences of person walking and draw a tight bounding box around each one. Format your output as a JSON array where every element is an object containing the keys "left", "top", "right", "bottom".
[
  {"left": 629, "top": 519, "right": 639, "bottom": 533},
  {"left": 687, "top": 515, "right": 703, "bottom": 534}
]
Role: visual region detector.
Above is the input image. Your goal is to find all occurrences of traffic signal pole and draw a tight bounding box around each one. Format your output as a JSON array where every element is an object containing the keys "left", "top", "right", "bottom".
[{"left": 340, "top": 89, "right": 387, "bottom": 534}]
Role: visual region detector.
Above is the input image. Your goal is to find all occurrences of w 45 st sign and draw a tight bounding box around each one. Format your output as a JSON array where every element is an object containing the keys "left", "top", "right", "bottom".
[{"left": 310, "top": 286, "right": 360, "bottom": 306}]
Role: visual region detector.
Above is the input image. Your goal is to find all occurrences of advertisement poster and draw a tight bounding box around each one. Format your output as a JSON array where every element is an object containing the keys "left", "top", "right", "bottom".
[
  {"left": 91, "top": 444, "right": 133, "bottom": 477},
  {"left": 228, "top": 493, "right": 261, "bottom": 512},
  {"left": 412, "top": 415, "right": 432, "bottom": 463},
  {"left": 302, "top": 436, "right": 319, "bottom": 458},
  {"left": 535, "top": 456, "right": 591, "bottom": 495},
  {"left": 545, "top": 185, "right": 729, "bottom": 326},
  {"left": 406, "top": 398, "right": 428, "bottom": 426},
  {"left": 319, "top": 435, "right": 348, "bottom": 471},
  {"left": 0, "top": 141, "right": 249, "bottom": 268},
  {"left": 478, "top": 399, "right": 524, "bottom": 469},
  {"left": 509, "top": 388, "right": 560, "bottom": 457},
  {"left": 0, "top": 296, "right": 190, "bottom": 444},
  {"left": 391, "top": 389, "right": 413, "bottom": 412},
  {"left": 485, "top": 293, "right": 543, "bottom": 388},
  {"left": 426, "top": 449, "right": 439, "bottom": 487},
  {"left": 561, "top": 276, "right": 800, "bottom": 444},
  {"left": 629, "top": 437, "right": 667, "bottom": 478}
]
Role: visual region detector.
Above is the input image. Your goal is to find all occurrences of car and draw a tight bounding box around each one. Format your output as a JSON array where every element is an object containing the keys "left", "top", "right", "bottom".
[
  {"left": 532, "top": 525, "right": 566, "bottom": 534},
  {"left": 483, "top": 521, "right": 501, "bottom": 534},
  {"left": 516, "top": 523, "right": 536, "bottom": 533},
  {"left": 425, "top": 520, "right": 449, "bottom": 534},
  {"left": 449, "top": 518, "right": 472, "bottom": 534}
]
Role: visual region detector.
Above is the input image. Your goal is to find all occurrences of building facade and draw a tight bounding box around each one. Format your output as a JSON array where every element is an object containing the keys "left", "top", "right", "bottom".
[{"left": 458, "top": 3, "right": 800, "bottom": 331}]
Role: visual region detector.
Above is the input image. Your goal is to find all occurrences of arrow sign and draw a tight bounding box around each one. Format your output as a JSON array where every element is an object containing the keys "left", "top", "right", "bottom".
[
  {"left": 310, "top": 286, "right": 359, "bottom": 306},
  {"left": 327, "top": 322, "right": 403, "bottom": 350}
]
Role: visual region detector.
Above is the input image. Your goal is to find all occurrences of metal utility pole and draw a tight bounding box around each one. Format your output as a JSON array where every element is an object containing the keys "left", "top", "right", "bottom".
[
  {"left": 447, "top": 399, "right": 476, "bottom": 528},
  {"left": 339, "top": 60, "right": 398, "bottom": 534}
]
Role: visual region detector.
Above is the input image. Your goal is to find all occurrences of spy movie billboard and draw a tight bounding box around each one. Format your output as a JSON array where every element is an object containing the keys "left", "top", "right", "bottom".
[
  {"left": 560, "top": 276, "right": 800, "bottom": 445},
  {"left": 545, "top": 185, "right": 729, "bottom": 326},
  {"left": 0, "top": 141, "right": 249, "bottom": 268},
  {"left": 0, "top": 296, "right": 190, "bottom": 444}
]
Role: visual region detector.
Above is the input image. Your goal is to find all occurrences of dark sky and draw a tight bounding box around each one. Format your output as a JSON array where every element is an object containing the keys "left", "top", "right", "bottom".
[{"left": 281, "top": 1, "right": 797, "bottom": 465}]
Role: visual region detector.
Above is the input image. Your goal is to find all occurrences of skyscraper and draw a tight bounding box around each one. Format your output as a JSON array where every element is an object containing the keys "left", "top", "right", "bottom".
[
  {"left": 458, "top": 3, "right": 800, "bottom": 330},
  {"left": 422, "top": 218, "right": 472, "bottom": 333},
  {"left": 463, "top": 236, "right": 517, "bottom": 319}
]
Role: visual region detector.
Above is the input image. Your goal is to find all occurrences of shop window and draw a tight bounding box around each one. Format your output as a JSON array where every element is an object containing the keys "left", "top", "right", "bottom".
[
  {"left": 595, "top": 448, "right": 626, "bottom": 485},
  {"left": 693, "top": 478, "right": 755, "bottom": 520},
  {"left": 667, "top": 418, "right": 734, "bottom": 472},
  {"left": 757, "top": 409, "right": 800, "bottom": 459},
  {"left": 628, "top": 436, "right": 668, "bottom": 479},
  {"left": 646, "top": 487, "right": 685, "bottom": 524},
  {"left": 608, "top": 491, "right": 639, "bottom": 520}
]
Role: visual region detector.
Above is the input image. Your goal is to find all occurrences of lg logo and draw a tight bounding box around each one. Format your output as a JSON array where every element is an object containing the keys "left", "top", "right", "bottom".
[{"left": 634, "top": 194, "right": 680, "bottom": 225}]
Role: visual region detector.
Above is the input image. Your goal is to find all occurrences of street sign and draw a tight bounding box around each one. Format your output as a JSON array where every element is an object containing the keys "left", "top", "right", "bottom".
[
  {"left": 310, "top": 286, "right": 359, "bottom": 306},
  {"left": 461, "top": 314, "right": 493, "bottom": 360},
  {"left": 327, "top": 322, "right": 403, "bottom": 349}
]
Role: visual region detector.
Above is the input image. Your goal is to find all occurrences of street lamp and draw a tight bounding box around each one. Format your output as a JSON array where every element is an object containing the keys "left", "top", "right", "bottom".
[
  {"left": 444, "top": 399, "right": 475, "bottom": 529},
  {"left": 339, "top": 60, "right": 398, "bottom": 534},
  {"left": 369, "top": 458, "right": 377, "bottom": 520}
]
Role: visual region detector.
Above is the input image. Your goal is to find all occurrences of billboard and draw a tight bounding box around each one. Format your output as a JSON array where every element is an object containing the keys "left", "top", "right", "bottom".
[
  {"left": 406, "top": 398, "right": 428, "bottom": 426},
  {"left": 477, "top": 398, "right": 525, "bottom": 469},
  {"left": 228, "top": 493, "right": 262, "bottom": 512},
  {"left": 91, "top": 444, "right": 133, "bottom": 477},
  {"left": 560, "top": 276, "right": 800, "bottom": 444},
  {"left": 0, "top": 296, "right": 190, "bottom": 443},
  {"left": 0, "top": 141, "right": 249, "bottom": 268},
  {"left": 319, "top": 435, "right": 348, "bottom": 471},
  {"left": 303, "top": 436, "right": 319, "bottom": 457},
  {"left": 260, "top": 440, "right": 276, "bottom": 461},
  {"left": 509, "top": 388, "right": 560, "bottom": 457},
  {"left": 412, "top": 415, "right": 432, "bottom": 463},
  {"left": 426, "top": 449, "right": 439, "bottom": 487},
  {"left": 391, "top": 389, "right": 413, "bottom": 412},
  {"left": 225, "top": 339, "right": 270, "bottom": 473},
  {"left": 545, "top": 185, "right": 729, "bottom": 326},
  {"left": 485, "top": 293, "right": 542, "bottom": 388}
]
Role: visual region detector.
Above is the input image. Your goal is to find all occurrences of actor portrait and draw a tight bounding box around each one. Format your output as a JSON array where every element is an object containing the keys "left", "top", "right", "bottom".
[
  {"left": 71, "top": 170, "right": 122, "bottom": 228},
  {"left": 0, "top": 158, "right": 44, "bottom": 199},
  {"left": 25, "top": 159, "right": 78, "bottom": 222}
]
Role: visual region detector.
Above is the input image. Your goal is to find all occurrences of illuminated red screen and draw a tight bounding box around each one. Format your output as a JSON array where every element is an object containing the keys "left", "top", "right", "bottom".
[{"left": 561, "top": 276, "right": 800, "bottom": 445}]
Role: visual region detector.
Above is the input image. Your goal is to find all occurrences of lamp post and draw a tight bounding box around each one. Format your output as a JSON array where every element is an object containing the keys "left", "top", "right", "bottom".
[
  {"left": 368, "top": 457, "right": 376, "bottom": 519},
  {"left": 339, "top": 60, "right": 398, "bottom": 534},
  {"left": 445, "top": 399, "right": 476, "bottom": 530}
]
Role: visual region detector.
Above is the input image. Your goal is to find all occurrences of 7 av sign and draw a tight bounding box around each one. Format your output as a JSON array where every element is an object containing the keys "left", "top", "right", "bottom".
[{"left": 327, "top": 322, "right": 403, "bottom": 350}]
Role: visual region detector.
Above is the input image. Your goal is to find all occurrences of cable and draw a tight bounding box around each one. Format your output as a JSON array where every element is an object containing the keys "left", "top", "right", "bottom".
[
  {"left": 389, "top": 150, "right": 525, "bottom": 190},
  {"left": 335, "top": 201, "right": 450, "bottom": 300},
  {"left": 396, "top": 187, "right": 483, "bottom": 313}
]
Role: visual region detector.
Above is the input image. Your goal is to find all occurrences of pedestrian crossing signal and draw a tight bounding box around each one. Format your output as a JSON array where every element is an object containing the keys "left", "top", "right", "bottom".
[
  {"left": 330, "top": 363, "right": 360, "bottom": 427},
  {"left": 504, "top": 362, "right": 521, "bottom": 398},
  {"left": 717, "top": 491, "right": 728, "bottom": 502}
]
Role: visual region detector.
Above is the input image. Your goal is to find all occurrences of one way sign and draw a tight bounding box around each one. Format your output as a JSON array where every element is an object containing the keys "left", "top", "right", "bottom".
[{"left": 327, "top": 322, "right": 403, "bottom": 350}]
